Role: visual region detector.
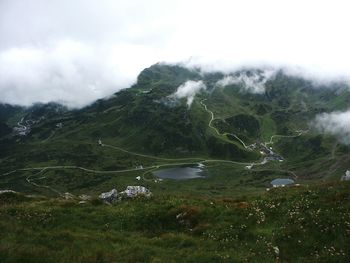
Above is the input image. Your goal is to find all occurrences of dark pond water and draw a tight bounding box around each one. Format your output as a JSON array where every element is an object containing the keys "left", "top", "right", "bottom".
[
  {"left": 153, "top": 167, "right": 205, "bottom": 180},
  {"left": 271, "top": 178, "right": 294, "bottom": 186}
]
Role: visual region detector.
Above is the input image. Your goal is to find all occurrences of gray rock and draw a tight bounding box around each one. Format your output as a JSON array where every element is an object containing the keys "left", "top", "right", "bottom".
[
  {"left": 341, "top": 170, "right": 350, "bottom": 181},
  {"left": 99, "top": 189, "right": 118, "bottom": 203},
  {"left": 63, "top": 192, "right": 75, "bottom": 200},
  {"left": 121, "top": 186, "right": 151, "bottom": 198}
]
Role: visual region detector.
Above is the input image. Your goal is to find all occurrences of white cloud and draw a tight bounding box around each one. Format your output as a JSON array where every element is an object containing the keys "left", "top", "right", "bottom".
[
  {"left": 0, "top": 39, "right": 161, "bottom": 108},
  {"left": 313, "top": 111, "right": 350, "bottom": 145},
  {"left": 1, "top": 0, "right": 350, "bottom": 107},
  {"left": 216, "top": 70, "right": 276, "bottom": 93},
  {"left": 171, "top": 80, "right": 206, "bottom": 106}
]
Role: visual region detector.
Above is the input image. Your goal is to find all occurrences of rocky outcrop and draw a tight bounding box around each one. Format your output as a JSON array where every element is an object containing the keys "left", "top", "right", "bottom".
[
  {"left": 63, "top": 192, "right": 75, "bottom": 200},
  {"left": 99, "top": 189, "right": 118, "bottom": 203},
  {"left": 341, "top": 170, "right": 350, "bottom": 181},
  {"left": 99, "top": 186, "right": 151, "bottom": 203},
  {"left": 120, "top": 186, "right": 151, "bottom": 198}
]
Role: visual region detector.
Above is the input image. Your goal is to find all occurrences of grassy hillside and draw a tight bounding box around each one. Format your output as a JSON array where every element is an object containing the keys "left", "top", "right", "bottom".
[
  {"left": 1, "top": 64, "right": 350, "bottom": 262},
  {"left": 0, "top": 64, "right": 349, "bottom": 197},
  {"left": 0, "top": 181, "right": 349, "bottom": 262}
]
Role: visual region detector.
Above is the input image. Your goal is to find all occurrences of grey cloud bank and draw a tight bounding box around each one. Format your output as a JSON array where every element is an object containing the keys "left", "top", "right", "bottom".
[
  {"left": 0, "top": 40, "right": 126, "bottom": 108},
  {"left": 215, "top": 70, "right": 276, "bottom": 94},
  {"left": 1, "top": 0, "right": 350, "bottom": 108}
]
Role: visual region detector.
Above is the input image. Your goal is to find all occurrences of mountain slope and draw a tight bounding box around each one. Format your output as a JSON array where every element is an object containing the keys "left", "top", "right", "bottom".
[{"left": 0, "top": 63, "right": 349, "bottom": 196}]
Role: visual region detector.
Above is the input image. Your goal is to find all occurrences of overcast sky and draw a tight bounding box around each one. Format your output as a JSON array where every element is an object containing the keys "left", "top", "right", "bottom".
[{"left": 1, "top": 0, "right": 350, "bottom": 107}]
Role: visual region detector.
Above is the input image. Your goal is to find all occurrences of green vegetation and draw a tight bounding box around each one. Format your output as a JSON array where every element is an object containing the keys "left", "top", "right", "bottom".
[
  {"left": 0, "top": 182, "right": 350, "bottom": 262},
  {"left": 1, "top": 64, "right": 348, "bottom": 184},
  {"left": 0, "top": 64, "right": 350, "bottom": 262}
]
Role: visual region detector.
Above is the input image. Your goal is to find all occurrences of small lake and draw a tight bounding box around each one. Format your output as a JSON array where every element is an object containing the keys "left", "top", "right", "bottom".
[
  {"left": 271, "top": 178, "right": 294, "bottom": 186},
  {"left": 153, "top": 167, "right": 205, "bottom": 180}
]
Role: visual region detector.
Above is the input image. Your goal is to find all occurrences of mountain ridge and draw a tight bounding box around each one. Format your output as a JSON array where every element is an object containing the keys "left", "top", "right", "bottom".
[{"left": 0, "top": 63, "right": 349, "bottom": 196}]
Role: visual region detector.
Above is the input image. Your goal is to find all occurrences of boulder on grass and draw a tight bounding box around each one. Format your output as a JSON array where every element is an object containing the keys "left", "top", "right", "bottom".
[
  {"left": 99, "top": 189, "right": 118, "bottom": 203},
  {"left": 121, "top": 186, "right": 151, "bottom": 198}
]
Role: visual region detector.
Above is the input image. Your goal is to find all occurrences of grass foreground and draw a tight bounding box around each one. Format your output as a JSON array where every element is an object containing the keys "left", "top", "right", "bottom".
[{"left": 1, "top": 181, "right": 350, "bottom": 263}]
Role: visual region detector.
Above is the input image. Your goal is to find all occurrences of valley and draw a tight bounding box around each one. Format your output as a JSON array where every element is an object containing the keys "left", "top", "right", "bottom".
[
  {"left": 1, "top": 64, "right": 349, "bottom": 197},
  {"left": 1, "top": 95, "right": 306, "bottom": 197},
  {"left": 2, "top": 1, "right": 350, "bottom": 261},
  {"left": 1, "top": 64, "right": 350, "bottom": 262}
]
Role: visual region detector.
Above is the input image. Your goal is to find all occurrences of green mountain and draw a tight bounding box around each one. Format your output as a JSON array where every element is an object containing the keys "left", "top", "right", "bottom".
[
  {"left": 1, "top": 64, "right": 349, "bottom": 189},
  {"left": 1, "top": 63, "right": 350, "bottom": 262}
]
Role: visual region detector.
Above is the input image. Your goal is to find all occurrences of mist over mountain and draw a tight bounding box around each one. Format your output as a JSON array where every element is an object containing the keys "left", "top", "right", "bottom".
[
  {"left": 1, "top": 1, "right": 350, "bottom": 262},
  {"left": 1, "top": 61, "right": 350, "bottom": 263},
  {"left": 1, "top": 61, "right": 350, "bottom": 145},
  {"left": 1, "top": 0, "right": 350, "bottom": 108}
]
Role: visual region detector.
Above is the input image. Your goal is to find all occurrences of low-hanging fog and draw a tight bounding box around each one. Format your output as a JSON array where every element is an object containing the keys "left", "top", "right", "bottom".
[{"left": 1, "top": 0, "right": 350, "bottom": 142}]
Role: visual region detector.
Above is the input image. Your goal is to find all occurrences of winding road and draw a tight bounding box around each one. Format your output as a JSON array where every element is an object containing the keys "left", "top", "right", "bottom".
[
  {"left": 264, "top": 130, "right": 309, "bottom": 146},
  {"left": 1, "top": 99, "right": 309, "bottom": 195},
  {"left": 102, "top": 143, "right": 204, "bottom": 162},
  {"left": 200, "top": 99, "right": 250, "bottom": 149},
  {"left": 0, "top": 140, "right": 267, "bottom": 195},
  {"left": 199, "top": 98, "right": 308, "bottom": 176}
]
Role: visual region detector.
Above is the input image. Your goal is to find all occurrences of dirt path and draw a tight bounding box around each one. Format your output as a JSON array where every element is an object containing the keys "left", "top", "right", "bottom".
[
  {"left": 2, "top": 101, "right": 312, "bottom": 194},
  {"left": 200, "top": 99, "right": 250, "bottom": 149}
]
